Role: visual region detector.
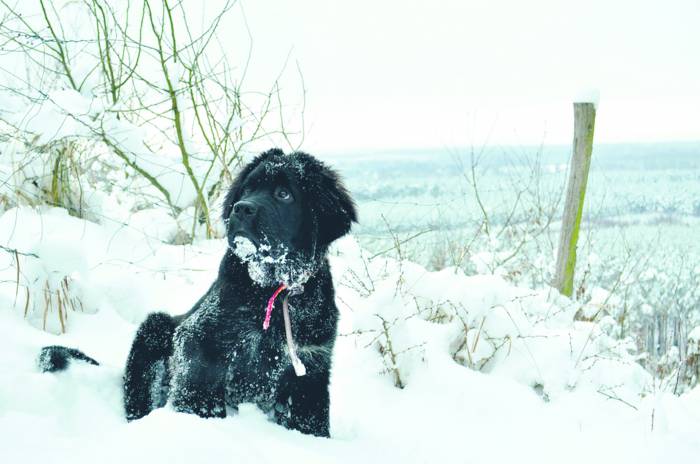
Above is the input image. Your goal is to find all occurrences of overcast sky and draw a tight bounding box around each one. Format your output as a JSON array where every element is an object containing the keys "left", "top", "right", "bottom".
[{"left": 230, "top": 0, "right": 700, "bottom": 152}]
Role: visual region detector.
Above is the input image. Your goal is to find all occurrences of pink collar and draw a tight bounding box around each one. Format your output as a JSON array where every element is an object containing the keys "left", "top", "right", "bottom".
[{"left": 263, "top": 284, "right": 287, "bottom": 330}]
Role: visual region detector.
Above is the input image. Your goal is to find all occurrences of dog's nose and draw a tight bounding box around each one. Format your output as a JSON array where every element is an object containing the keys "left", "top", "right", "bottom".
[{"left": 233, "top": 200, "right": 257, "bottom": 218}]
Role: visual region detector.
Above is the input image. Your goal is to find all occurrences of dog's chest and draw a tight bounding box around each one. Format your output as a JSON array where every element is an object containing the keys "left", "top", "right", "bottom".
[{"left": 224, "top": 322, "right": 289, "bottom": 408}]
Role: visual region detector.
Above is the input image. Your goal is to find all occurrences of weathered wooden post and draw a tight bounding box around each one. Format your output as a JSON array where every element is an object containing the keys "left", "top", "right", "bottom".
[{"left": 553, "top": 101, "right": 596, "bottom": 297}]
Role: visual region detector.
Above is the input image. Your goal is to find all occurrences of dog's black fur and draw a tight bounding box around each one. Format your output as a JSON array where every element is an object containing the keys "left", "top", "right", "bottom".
[{"left": 39, "top": 149, "right": 357, "bottom": 437}]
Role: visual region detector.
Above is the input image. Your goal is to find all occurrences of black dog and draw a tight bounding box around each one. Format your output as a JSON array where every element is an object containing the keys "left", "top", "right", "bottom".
[{"left": 39, "top": 149, "right": 357, "bottom": 437}]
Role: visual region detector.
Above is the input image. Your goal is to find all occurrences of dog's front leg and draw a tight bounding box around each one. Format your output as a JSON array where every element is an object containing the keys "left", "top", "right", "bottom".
[
  {"left": 275, "top": 369, "right": 331, "bottom": 437},
  {"left": 170, "top": 328, "right": 227, "bottom": 418}
]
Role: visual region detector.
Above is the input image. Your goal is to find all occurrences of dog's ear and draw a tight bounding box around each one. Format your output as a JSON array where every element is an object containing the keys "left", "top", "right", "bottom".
[
  {"left": 222, "top": 148, "right": 284, "bottom": 220},
  {"left": 313, "top": 163, "right": 358, "bottom": 246}
]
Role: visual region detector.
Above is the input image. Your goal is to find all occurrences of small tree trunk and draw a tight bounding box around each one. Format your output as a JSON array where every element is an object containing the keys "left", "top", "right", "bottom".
[{"left": 553, "top": 102, "right": 596, "bottom": 297}]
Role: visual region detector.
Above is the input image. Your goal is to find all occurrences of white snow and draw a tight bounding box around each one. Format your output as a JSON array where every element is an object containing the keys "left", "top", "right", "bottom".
[
  {"left": 0, "top": 207, "right": 699, "bottom": 463},
  {"left": 233, "top": 236, "right": 258, "bottom": 260},
  {"left": 574, "top": 88, "right": 601, "bottom": 110},
  {"left": 689, "top": 326, "right": 700, "bottom": 342}
]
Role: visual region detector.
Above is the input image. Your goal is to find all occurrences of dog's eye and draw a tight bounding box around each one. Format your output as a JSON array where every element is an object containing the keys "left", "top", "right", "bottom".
[
  {"left": 275, "top": 187, "right": 293, "bottom": 202},
  {"left": 242, "top": 187, "right": 252, "bottom": 197}
]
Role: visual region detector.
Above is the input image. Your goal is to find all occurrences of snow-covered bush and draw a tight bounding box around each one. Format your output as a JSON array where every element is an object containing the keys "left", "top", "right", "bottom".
[
  {"left": 682, "top": 327, "right": 700, "bottom": 390},
  {"left": 331, "top": 237, "right": 651, "bottom": 403},
  {"left": 20, "top": 240, "right": 91, "bottom": 334},
  {"left": 0, "top": 206, "right": 223, "bottom": 335},
  {"left": 0, "top": 208, "right": 111, "bottom": 332},
  {"left": 0, "top": 0, "right": 303, "bottom": 242}
]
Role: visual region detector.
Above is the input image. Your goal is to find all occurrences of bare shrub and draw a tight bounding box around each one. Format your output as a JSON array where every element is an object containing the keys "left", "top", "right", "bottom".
[{"left": 0, "top": 0, "right": 302, "bottom": 241}]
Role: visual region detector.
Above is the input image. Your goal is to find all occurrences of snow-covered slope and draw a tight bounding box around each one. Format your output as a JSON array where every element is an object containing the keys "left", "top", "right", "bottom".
[{"left": 0, "top": 207, "right": 698, "bottom": 463}]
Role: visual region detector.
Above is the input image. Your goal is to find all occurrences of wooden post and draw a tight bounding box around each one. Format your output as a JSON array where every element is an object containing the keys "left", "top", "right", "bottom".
[{"left": 553, "top": 102, "right": 596, "bottom": 297}]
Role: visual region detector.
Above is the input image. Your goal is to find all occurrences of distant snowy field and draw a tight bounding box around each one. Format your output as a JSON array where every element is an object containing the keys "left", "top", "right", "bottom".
[
  {"left": 1, "top": 206, "right": 699, "bottom": 463},
  {"left": 325, "top": 143, "right": 700, "bottom": 256}
]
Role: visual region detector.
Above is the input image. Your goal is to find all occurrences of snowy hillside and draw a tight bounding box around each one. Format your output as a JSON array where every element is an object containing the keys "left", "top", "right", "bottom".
[{"left": 0, "top": 207, "right": 698, "bottom": 463}]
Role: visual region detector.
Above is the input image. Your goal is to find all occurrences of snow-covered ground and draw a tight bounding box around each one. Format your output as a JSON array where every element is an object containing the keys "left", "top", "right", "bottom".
[{"left": 1, "top": 206, "right": 699, "bottom": 463}]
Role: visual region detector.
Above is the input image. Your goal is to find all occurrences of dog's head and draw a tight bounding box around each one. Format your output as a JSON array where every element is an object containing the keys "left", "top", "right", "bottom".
[{"left": 223, "top": 149, "right": 357, "bottom": 289}]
